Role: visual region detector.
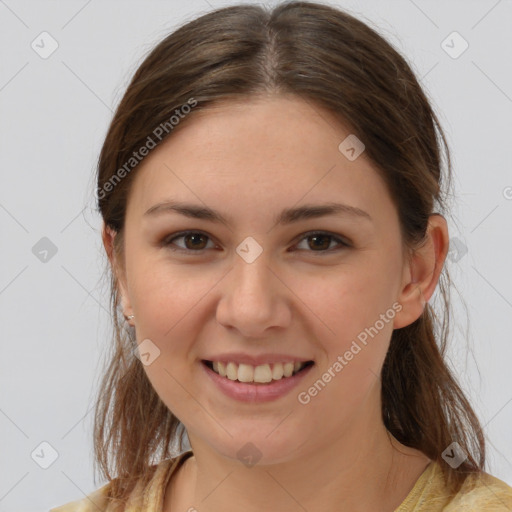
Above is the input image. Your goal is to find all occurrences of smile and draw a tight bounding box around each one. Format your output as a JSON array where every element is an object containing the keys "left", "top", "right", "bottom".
[{"left": 203, "top": 360, "right": 314, "bottom": 384}]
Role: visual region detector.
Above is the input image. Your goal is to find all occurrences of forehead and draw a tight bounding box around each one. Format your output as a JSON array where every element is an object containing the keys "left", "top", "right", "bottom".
[{"left": 126, "top": 95, "right": 396, "bottom": 229}]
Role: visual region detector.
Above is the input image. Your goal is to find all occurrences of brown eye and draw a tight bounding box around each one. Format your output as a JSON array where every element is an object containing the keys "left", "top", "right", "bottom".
[
  {"left": 294, "top": 232, "right": 349, "bottom": 253},
  {"left": 306, "top": 234, "right": 332, "bottom": 251},
  {"left": 164, "top": 231, "right": 214, "bottom": 252},
  {"left": 163, "top": 230, "right": 349, "bottom": 255}
]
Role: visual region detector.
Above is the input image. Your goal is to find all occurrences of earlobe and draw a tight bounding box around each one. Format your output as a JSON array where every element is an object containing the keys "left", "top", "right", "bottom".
[{"left": 393, "top": 214, "right": 449, "bottom": 329}]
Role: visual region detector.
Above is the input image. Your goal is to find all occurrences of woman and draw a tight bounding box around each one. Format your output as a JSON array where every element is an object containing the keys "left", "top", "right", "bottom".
[{"left": 51, "top": 2, "right": 512, "bottom": 511}]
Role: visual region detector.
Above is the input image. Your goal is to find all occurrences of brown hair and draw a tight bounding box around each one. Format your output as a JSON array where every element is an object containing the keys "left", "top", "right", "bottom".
[{"left": 94, "top": 1, "right": 485, "bottom": 504}]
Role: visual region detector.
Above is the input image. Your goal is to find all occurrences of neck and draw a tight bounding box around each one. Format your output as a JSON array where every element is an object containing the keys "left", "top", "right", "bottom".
[{"left": 165, "top": 409, "right": 431, "bottom": 512}]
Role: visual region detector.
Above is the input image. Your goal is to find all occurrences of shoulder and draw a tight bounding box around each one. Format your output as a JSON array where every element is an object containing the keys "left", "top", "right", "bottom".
[
  {"left": 444, "top": 471, "right": 512, "bottom": 511},
  {"left": 49, "top": 483, "right": 112, "bottom": 512},
  {"left": 397, "top": 462, "right": 512, "bottom": 511},
  {"left": 49, "top": 451, "right": 193, "bottom": 512}
]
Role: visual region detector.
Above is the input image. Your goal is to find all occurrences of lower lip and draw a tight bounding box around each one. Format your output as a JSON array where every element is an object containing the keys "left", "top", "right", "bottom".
[{"left": 201, "top": 361, "right": 314, "bottom": 403}]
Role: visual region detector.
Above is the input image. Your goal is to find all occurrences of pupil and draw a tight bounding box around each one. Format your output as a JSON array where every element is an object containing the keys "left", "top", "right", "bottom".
[
  {"left": 187, "top": 233, "right": 206, "bottom": 249},
  {"left": 310, "top": 235, "right": 330, "bottom": 250}
]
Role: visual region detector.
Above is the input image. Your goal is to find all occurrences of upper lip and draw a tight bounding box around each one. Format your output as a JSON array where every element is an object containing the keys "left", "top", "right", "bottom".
[{"left": 202, "top": 353, "right": 314, "bottom": 366}]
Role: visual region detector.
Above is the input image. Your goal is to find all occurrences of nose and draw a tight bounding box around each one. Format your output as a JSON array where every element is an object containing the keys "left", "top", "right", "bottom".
[{"left": 215, "top": 253, "right": 292, "bottom": 338}]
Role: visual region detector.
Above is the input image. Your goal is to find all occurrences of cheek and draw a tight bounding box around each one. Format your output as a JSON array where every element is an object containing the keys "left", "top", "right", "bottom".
[
  {"left": 128, "top": 254, "right": 205, "bottom": 333},
  {"left": 298, "top": 282, "right": 395, "bottom": 418},
  {"left": 295, "top": 264, "right": 396, "bottom": 385},
  {"left": 296, "top": 263, "right": 390, "bottom": 335}
]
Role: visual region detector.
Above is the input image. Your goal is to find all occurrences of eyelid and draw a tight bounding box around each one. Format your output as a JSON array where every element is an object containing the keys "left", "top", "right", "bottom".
[{"left": 162, "top": 229, "right": 351, "bottom": 254}]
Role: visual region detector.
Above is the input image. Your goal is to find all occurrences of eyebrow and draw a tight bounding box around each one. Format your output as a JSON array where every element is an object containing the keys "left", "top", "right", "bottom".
[{"left": 144, "top": 199, "right": 372, "bottom": 226}]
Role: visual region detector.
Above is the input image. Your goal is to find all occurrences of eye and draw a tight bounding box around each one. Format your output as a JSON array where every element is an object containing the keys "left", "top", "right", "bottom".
[
  {"left": 293, "top": 231, "right": 350, "bottom": 253},
  {"left": 163, "top": 231, "right": 216, "bottom": 252},
  {"left": 162, "top": 230, "right": 350, "bottom": 255}
]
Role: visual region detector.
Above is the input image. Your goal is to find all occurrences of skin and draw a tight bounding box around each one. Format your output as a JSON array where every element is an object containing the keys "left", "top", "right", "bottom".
[{"left": 103, "top": 94, "right": 449, "bottom": 511}]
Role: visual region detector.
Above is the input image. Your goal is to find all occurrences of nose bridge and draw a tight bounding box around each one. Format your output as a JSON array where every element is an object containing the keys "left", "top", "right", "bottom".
[
  {"left": 216, "top": 246, "right": 290, "bottom": 336},
  {"left": 231, "top": 246, "right": 275, "bottom": 305}
]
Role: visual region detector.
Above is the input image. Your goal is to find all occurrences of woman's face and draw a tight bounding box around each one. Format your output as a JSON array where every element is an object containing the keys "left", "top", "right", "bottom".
[{"left": 115, "top": 95, "right": 416, "bottom": 464}]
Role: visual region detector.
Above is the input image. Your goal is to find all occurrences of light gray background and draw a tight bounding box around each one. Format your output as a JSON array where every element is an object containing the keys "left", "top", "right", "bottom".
[{"left": 1, "top": 0, "right": 511, "bottom": 510}]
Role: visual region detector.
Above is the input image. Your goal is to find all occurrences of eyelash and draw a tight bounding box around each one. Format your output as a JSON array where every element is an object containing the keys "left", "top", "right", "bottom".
[{"left": 162, "top": 230, "right": 351, "bottom": 255}]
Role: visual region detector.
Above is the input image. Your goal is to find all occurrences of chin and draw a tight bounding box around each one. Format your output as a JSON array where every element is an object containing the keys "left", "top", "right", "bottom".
[{"left": 199, "top": 430, "right": 305, "bottom": 468}]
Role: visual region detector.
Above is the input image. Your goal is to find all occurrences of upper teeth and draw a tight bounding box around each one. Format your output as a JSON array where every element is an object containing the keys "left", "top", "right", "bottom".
[{"left": 212, "top": 361, "right": 307, "bottom": 383}]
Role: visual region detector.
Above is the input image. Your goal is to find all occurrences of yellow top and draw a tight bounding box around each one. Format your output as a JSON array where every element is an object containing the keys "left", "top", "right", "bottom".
[{"left": 50, "top": 450, "right": 512, "bottom": 511}]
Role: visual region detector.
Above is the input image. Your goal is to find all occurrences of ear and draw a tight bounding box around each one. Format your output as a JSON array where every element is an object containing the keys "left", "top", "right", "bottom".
[
  {"left": 101, "top": 222, "right": 134, "bottom": 324},
  {"left": 393, "top": 214, "right": 450, "bottom": 329}
]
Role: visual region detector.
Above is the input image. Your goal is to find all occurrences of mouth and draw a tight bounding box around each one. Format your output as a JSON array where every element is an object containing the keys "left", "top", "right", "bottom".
[{"left": 201, "top": 359, "right": 315, "bottom": 385}]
